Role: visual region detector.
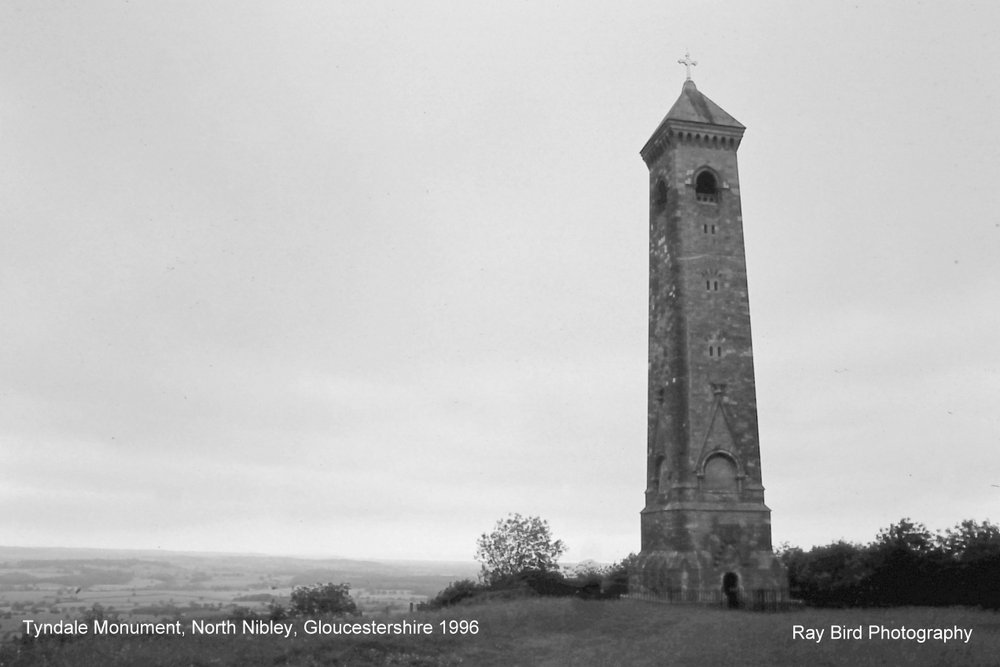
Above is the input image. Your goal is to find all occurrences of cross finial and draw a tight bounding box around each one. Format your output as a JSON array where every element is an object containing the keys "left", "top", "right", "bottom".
[{"left": 678, "top": 51, "right": 697, "bottom": 81}]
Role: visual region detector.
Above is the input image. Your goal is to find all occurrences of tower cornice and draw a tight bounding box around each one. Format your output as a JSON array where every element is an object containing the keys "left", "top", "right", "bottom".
[{"left": 641, "top": 120, "right": 745, "bottom": 166}]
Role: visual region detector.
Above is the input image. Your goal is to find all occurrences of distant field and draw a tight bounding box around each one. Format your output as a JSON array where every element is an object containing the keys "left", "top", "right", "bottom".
[
  {"left": 0, "top": 548, "right": 474, "bottom": 641},
  {"left": 1, "top": 598, "right": 997, "bottom": 666}
]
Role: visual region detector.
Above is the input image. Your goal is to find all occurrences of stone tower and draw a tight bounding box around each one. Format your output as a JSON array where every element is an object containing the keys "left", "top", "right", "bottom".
[{"left": 633, "top": 70, "right": 788, "bottom": 606}]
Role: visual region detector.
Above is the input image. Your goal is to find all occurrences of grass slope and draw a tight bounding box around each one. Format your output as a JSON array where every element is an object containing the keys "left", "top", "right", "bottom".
[{"left": 1, "top": 599, "right": 997, "bottom": 666}]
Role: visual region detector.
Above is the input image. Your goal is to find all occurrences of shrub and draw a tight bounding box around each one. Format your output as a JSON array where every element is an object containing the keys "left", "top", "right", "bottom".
[
  {"left": 420, "top": 579, "right": 483, "bottom": 610},
  {"left": 600, "top": 553, "right": 639, "bottom": 599},
  {"left": 229, "top": 606, "right": 260, "bottom": 621},
  {"left": 289, "top": 582, "right": 358, "bottom": 617},
  {"left": 514, "top": 569, "right": 577, "bottom": 597},
  {"left": 267, "top": 600, "right": 289, "bottom": 621}
]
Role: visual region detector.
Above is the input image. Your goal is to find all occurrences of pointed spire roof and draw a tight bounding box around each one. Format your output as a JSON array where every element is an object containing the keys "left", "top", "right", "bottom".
[
  {"left": 663, "top": 79, "right": 744, "bottom": 129},
  {"left": 641, "top": 79, "right": 745, "bottom": 165}
]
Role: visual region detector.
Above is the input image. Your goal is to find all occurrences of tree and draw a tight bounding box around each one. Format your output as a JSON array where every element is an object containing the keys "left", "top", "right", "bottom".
[
  {"left": 289, "top": 582, "right": 358, "bottom": 617},
  {"left": 599, "top": 553, "right": 639, "bottom": 599},
  {"left": 475, "top": 513, "right": 566, "bottom": 586},
  {"left": 938, "top": 519, "right": 1000, "bottom": 609},
  {"left": 873, "top": 518, "right": 937, "bottom": 556},
  {"left": 780, "top": 540, "right": 870, "bottom": 607},
  {"left": 940, "top": 519, "right": 1000, "bottom": 562},
  {"left": 866, "top": 518, "right": 946, "bottom": 605}
]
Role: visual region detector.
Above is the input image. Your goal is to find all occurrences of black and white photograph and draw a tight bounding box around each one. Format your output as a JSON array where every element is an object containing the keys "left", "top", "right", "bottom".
[{"left": 0, "top": 1, "right": 997, "bottom": 664}]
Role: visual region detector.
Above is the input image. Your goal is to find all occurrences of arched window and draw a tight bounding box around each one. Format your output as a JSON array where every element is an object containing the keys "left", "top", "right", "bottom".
[
  {"left": 704, "top": 454, "right": 738, "bottom": 493},
  {"left": 652, "top": 179, "right": 668, "bottom": 211},
  {"left": 653, "top": 455, "right": 666, "bottom": 492},
  {"left": 695, "top": 171, "right": 718, "bottom": 203}
]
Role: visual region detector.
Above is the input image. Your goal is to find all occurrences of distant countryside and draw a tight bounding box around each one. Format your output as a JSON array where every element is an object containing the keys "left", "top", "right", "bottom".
[
  {"left": 0, "top": 546, "right": 477, "bottom": 642},
  {"left": 0, "top": 516, "right": 998, "bottom": 666}
]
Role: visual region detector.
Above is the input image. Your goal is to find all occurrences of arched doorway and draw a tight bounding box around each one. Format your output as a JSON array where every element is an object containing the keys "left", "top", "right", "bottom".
[{"left": 722, "top": 572, "right": 739, "bottom": 609}]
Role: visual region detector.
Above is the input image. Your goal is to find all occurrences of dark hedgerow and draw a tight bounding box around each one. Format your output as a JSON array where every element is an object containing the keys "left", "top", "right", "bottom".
[
  {"left": 424, "top": 561, "right": 635, "bottom": 609},
  {"left": 778, "top": 517, "right": 1000, "bottom": 609},
  {"left": 419, "top": 579, "right": 484, "bottom": 610}
]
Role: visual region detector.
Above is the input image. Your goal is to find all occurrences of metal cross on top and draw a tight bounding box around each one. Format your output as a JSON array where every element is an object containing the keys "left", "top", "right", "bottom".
[{"left": 677, "top": 51, "right": 697, "bottom": 81}]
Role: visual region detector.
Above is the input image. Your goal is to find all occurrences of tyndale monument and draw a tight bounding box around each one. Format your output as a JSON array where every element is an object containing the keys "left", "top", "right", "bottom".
[{"left": 631, "top": 56, "right": 789, "bottom": 608}]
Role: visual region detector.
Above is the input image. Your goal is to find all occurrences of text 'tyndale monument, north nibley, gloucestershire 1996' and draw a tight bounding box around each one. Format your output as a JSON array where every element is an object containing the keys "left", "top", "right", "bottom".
[{"left": 631, "top": 59, "right": 789, "bottom": 608}]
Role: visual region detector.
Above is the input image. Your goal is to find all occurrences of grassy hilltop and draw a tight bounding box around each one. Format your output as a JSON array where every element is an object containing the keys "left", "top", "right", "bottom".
[{"left": 2, "top": 598, "right": 998, "bottom": 666}]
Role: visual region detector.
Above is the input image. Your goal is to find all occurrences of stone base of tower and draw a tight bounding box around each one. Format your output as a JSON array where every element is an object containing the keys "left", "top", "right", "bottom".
[
  {"left": 631, "top": 504, "right": 790, "bottom": 609},
  {"left": 629, "top": 549, "right": 789, "bottom": 610}
]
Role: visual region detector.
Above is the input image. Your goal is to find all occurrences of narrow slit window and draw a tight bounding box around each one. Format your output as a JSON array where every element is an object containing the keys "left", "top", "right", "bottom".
[{"left": 653, "top": 180, "right": 668, "bottom": 211}]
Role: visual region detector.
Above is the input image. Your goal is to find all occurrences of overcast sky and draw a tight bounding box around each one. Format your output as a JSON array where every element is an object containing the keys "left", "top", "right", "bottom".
[{"left": 1, "top": 1, "right": 998, "bottom": 564}]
